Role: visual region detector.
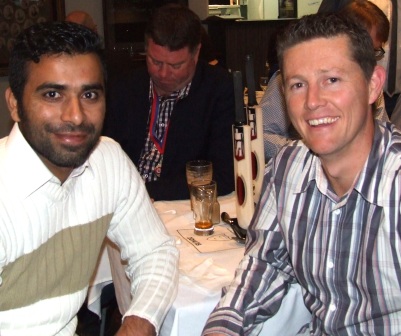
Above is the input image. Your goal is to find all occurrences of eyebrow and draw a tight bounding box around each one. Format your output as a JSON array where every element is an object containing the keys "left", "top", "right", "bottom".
[
  {"left": 82, "top": 83, "right": 105, "bottom": 92},
  {"left": 36, "top": 82, "right": 105, "bottom": 92},
  {"left": 148, "top": 54, "right": 186, "bottom": 67}
]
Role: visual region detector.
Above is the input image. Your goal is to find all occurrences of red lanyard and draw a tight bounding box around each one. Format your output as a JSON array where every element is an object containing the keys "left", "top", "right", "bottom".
[{"left": 149, "top": 88, "right": 170, "bottom": 154}]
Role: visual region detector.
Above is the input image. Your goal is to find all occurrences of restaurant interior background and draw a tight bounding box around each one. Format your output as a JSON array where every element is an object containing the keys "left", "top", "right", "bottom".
[{"left": 0, "top": 0, "right": 322, "bottom": 138}]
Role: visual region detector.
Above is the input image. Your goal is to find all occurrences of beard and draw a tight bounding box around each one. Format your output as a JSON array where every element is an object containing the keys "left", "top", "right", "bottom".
[{"left": 18, "top": 106, "right": 102, "bottom": 169}]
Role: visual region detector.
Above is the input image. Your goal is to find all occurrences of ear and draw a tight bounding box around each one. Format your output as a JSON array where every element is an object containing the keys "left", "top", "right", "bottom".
[
  {"left": 368, "top": 65, "right": 386, "bottom": 105},
  {"left": 5, "top": 87, "right": 21, "bottom": 122}
]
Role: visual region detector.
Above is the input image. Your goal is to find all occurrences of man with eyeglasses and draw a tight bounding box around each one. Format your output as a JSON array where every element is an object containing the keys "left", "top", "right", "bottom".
[{"left": 375, "top": 46, "right": 386, "bottom": 58}]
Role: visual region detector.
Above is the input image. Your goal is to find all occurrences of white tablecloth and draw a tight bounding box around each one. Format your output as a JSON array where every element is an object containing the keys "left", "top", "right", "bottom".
[{"left": 88, "top": 193, "right": 311, "bottom": 335}]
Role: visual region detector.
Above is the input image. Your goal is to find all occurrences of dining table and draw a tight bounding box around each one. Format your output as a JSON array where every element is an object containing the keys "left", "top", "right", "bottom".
[{"left": 87, "top": 192, "right": 311, "bottom": 335}]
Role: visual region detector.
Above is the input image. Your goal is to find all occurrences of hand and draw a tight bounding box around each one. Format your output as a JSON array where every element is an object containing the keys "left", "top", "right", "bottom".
[{"left": 115, "top": 315, "right": 156, "bottom": 336}]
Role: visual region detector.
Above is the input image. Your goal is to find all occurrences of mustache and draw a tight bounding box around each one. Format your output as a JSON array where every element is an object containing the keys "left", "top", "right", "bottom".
[{"left": 44, "top": 123, "right": 96, "bottom": 134}]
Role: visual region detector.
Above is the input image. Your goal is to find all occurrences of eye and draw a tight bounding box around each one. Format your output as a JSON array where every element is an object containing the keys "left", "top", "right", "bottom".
[
  {"left": 82, "top": 91, "right": 98, "bottom": 100},
  {"left": 289, "top": 82, "right": 304, "bottom": 90},
  {"left": 171, "top": 63, "right": 181, "bottom": 70},
  {"left": 44, "top": 91, "right": 61, "bottom": 99},
  {"left": 327, "top": 77, "right": 339, "bottom": 84}
]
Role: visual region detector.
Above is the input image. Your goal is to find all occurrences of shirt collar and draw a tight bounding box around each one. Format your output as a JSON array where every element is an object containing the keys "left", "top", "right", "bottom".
[
  {"left": 353, "top": 121, "right": 392, "bottom": 205},
  {"left": 148, "top": 79, "right": 192, "bottom": 101},
  {"left": 2, "top": 123, "right": 91, "bottom": 199},
  {"left": 295, "top": 121, "right": 391, "bottom": 205}
]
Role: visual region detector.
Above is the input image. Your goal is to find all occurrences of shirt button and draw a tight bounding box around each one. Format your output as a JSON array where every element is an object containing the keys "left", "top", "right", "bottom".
[
  {"left": 334, "top": 209, "right": 341, "bottom": 215},
  {"left": 144, "top": 174, "right": 148, "bottom": 178},
  {"left": 160, "top": 123, "right": 165, "bottom": 127},
  {"left": 328, "top": 261, "right": 334, "bottom": 268},
  {"left": 330, "top": 304, "right": 336, "bottom": 311}
]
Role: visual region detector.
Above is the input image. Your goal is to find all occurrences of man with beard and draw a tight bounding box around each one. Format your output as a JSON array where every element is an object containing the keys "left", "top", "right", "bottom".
[{"left": 0, "top": 21, "right": 178, "bottom": 336}]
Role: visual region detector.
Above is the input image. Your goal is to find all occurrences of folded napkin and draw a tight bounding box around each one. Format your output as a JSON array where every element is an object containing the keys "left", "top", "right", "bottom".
[{"left": 179, "top": 257, "right": 233, "bottom": 295}]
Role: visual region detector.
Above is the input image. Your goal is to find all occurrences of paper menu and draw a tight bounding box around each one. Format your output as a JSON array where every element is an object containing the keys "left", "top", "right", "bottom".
[{"left": 177, "top": 226, "right": 244, "bottom": 253}]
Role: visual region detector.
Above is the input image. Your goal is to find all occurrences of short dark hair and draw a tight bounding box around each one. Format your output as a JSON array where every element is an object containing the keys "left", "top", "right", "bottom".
[
  {"left": 277, "top": 12, "right": 376, "bottom": 81},
  {"left": 145, "top": 4, "right": 202, "bottom": 53},
  {"left": 341, "top": 0, "right": 389, "bottom": 44},
  {"left": 9, "top": 21, "right": 105, "bottom": 105}
]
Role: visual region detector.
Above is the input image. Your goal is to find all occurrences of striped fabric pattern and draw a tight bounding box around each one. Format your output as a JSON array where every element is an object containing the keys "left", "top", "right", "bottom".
[{"left": 204, "top": 121, "right": 401, "bottom": 335}]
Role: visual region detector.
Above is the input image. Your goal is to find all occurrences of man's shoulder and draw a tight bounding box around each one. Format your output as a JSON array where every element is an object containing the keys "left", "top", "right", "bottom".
[
  {"left": 86, "top": 137, "right": 137, "bottom": 182},
  {"left": 0, "top": 135, "right": 7, "bottom": 152},
  {"left": 91, "top": 136, "right": 126, "bottom": 161},
  {"left": 277, "top": 141, "right": 311, "bottom": 159},
  {"left": 190, "top": 61, "right": 233, "bottom": 99},
  {"left": 271, "top": 141, "right": 313, "bottom": 174},
  {"left": 380, "top": 122, "right": 401, "bottom": 167},
  {"left": 0, "top": 135, "right": 8, "bottom": 169}
]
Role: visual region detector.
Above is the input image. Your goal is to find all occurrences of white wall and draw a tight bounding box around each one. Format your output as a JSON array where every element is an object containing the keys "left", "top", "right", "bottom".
[{"left": 0, "top": 0, "right": 103, "bottom": 138}]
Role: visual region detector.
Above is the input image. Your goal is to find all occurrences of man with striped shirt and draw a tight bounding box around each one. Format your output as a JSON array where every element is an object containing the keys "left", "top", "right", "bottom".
[{"left": 203, "top": 12, "right": 401, "bottom": 335}]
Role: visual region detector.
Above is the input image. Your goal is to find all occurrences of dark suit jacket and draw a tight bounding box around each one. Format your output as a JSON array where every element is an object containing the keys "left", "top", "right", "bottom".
[{"left": 103, "top": 60, "right": 235, "bottom": 201}]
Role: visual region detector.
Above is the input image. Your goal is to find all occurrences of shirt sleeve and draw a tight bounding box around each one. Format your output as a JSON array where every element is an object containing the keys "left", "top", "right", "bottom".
[
  {"left": 106, "top": 145, "right": 179, "bottom": 332},
  {"left": 202, "top": 161, "right": 297, "bottom": 335}
]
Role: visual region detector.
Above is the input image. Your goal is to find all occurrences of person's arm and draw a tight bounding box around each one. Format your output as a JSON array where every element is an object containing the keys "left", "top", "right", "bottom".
[
  {"left": 106, "top": 141, "right": 179, "bottom": 333},
  {"left": 116, "top": 315, "right": 156, "bottom": 336},
  {"left": 202, "top": 161, "right": 296, "bottom": 335}
]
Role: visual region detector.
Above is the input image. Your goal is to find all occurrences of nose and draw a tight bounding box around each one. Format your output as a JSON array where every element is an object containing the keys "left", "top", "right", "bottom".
[
  {"left": 305, "top": 83, "right": 325, "bottom": 111},
  {"left": 158, "top": 64, "right": 170, "bottom": 79},
  {"left": 61, "top": 97, "right": 84, "bottom": 125}
]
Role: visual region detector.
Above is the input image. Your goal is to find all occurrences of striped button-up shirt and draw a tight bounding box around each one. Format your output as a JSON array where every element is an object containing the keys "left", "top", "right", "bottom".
[{"left": 204, "top": 121, "right": 401, "bottom": 335}]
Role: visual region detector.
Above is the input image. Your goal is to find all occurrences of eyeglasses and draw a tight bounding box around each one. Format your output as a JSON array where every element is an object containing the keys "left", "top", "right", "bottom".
[{"left": 374, "top": 47, "right": 385, "bottom": 59}]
